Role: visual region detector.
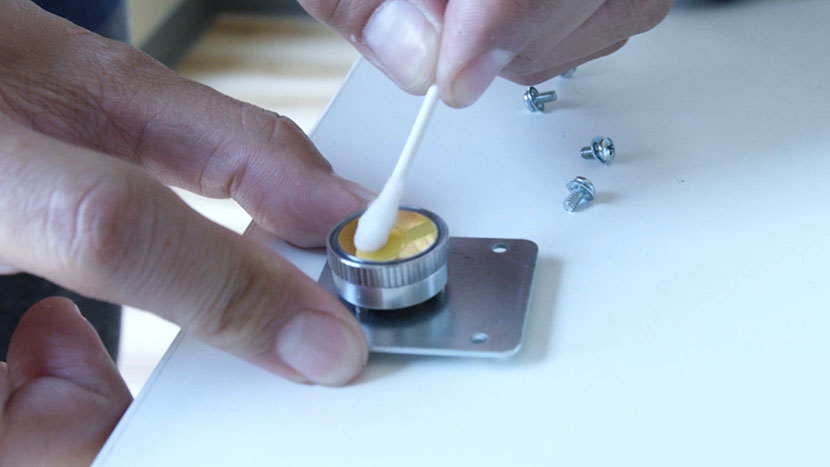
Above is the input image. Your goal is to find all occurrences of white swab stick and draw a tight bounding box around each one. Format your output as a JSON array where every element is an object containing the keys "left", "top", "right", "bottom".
[
  {"left": 388, "top": 84, "right": 440, "bottom": 182},
  {"left": 354, "top": 85, "right": 440, "bottom": 252}
]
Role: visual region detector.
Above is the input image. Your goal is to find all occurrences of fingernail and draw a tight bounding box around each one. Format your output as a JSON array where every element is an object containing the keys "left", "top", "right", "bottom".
[
  {"left": 68, "top": 300, "right": 88, "bottom": 322},
  {"left": 450, "top": 49, "right": 515, "bottom": 107},
  {"left": 364, "top": 0, "right": 438, "bottom": 93},
  {"left": 58, "top": 297, "right": 85, "bottom": 318},
  {"left": 334, "top": 175, "right": 377, "bottom": 204},
  {"left": 53, "top": 297, "right": 83, "bottom": 316},
  {"left": 276, "top": 311, "right": 367, "bottom": 386}
]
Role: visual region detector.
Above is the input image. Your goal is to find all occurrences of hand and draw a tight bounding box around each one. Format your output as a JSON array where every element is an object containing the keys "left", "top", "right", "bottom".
[
  {"left": 0, "top": 298, "right": 132, "bottom": 466},
  {"left": 298, "top": 0, "right": 674, "bottom": 106},
  {"left": 0, "top": 0, "right": 369, "bottom": 391}
]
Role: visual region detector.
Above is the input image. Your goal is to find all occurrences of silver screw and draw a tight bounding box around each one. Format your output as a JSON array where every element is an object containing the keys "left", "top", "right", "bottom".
[
  {"left": 560, "top": 67, "right": 576, "bottom": 78},
  {"left": 581, "top": 136, "right": 615, "bottom": 165},
  {"left": 563, "top": 176, "right": 595, "bottom": 212},
  {"left": 524, "top": 86, "right": 557, "bottom": 112}
]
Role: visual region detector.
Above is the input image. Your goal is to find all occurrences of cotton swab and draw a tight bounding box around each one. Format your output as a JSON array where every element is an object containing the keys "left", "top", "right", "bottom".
[{"left": 353, "top": 85, "right": 440, "bottom": 253}]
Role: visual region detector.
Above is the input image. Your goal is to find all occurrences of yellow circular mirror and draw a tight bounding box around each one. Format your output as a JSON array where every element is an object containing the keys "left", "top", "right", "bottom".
[{"left": 337, "top": 210, "right": 438, "bottom": 262}]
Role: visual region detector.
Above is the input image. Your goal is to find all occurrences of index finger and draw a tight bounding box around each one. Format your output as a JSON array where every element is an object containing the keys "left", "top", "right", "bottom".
[
  {"left": 0, "top": 2, "right": 373, "bottom": 248},
  {"left": 0, "top": 116, "right": 368, "bottom": 386}
]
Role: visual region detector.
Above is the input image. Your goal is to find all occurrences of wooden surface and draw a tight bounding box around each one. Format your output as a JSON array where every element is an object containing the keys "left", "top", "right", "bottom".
[
  {"left": 177, "top": 14, "right": 358, "bottom": 132},
  {"left": 127, "top": 0, "right": 185, "bottom": 45}
]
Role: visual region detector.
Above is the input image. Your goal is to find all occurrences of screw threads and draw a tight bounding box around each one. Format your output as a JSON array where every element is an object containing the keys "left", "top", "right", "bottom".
[
  {"left": 535, "top": 90, "right": 557, "bottom": 104},
  {"left": 563, "top": 176, "right": 595, "bottom": 213},
  {"left": 580, "top": 146, "right": 595, "bottom": 160},
  {"left": 563, "top": 192, "right": 585, "bottom": 212},
  {"left": 524, "top": 87, "right": 557, "bottom": 112}
]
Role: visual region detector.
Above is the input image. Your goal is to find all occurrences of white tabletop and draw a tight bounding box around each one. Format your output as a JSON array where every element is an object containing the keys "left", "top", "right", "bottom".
[{"left": 96, "top": 1, "right": 830, "bottom": 465}]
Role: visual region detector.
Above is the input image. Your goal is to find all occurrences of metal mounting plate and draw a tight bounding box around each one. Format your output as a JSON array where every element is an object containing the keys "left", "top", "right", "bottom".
[{"left": 318, "top": 237, "right": 538, "bottom": 358}]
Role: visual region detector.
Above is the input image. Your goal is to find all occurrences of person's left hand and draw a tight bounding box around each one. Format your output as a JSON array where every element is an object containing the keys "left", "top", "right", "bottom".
[
  {"left": 0, "top": 0, "right": 370, "bottom": 391},
  {"left": 1, "top": 2, "right": 374, "bottom": 463},
  {"left": 0, "top": 297, "right": 132, "bottom": 465}
]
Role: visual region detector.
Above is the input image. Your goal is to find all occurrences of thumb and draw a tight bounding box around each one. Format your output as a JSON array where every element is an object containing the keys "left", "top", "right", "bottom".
[
  {"left": 298, "top": 0, "right": 445, "bottom": 94},
  {"left": 0, "top": 297, "right": 132, "bottom": 466}
]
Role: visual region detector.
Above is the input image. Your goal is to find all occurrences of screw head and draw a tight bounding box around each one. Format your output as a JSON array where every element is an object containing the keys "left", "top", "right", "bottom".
[
  {"left": 591, "top": 136, "right": 615, "bottom": 164},
  {"left": 523, "top": 86, "right": 542, "bottom": 112},
  {"left": 566, "top": 176, "right": 595, "bottom": 201},
  {"left": 560, "top": 67, "right": 576, "bottom": 79}
]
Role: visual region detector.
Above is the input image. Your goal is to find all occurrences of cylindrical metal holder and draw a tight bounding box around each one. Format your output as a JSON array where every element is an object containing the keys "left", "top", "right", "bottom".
[{"left": 326, "top": 207, "right": 449, "bottom": 310}]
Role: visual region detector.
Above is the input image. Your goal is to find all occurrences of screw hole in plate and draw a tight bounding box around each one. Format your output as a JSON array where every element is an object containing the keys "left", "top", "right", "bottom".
[
  {"left": 470, "top": 333, "right": 489, "bottom": 344},
  {"left": 491, "top": 243, "right": 508, "bottom": 254}
]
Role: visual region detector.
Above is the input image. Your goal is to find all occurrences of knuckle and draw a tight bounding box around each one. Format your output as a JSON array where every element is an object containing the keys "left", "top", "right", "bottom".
[
  {"left": 238, "top": 104, "right": 285, "bottom": 145},
  {"left": 238, "top": 105, "right": 305, "bottom": 150},
  {"left": 226, "top": 107, "right": 331, "bottom": 193},
  {"left": 59, "top": 172, "right": 152, "bottom": 281}
]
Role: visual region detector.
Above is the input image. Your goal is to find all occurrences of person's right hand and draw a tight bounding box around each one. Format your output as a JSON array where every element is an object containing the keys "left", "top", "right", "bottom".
[
  {"left": 299, "top": 0, "right": 673, "bottom": 107},
  {"left": 0, "top": 0, "right": 369, "bottom": 386}
]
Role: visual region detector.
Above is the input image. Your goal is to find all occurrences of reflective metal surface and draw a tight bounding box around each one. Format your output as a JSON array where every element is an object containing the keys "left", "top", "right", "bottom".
[
  {"left": 326, "top": 207, "right": 449, "bottom": 310},
  {"left": 319, "top": 237, "right": 538, "bottom": 358}
]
